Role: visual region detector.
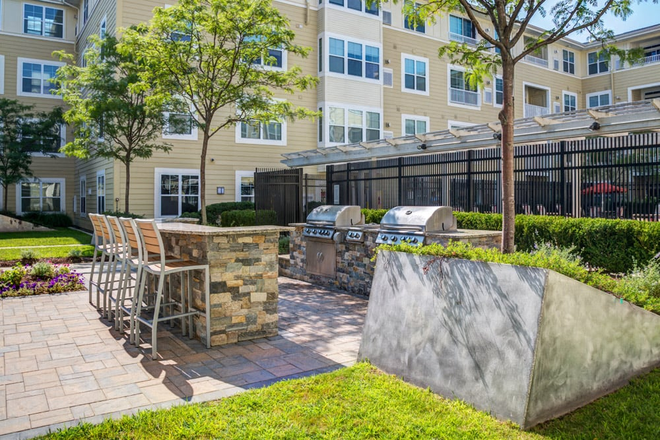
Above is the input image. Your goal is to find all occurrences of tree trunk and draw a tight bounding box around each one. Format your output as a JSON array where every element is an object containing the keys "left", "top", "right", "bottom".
[
  {"left": 499, "top": 58, "right": 516, "bottom": 253},
  {"left": 124, "top": 161, "right": 131, "bottom": 213},
  {"left": 200, "top": 129, "right": 210, "bottom": 225}
]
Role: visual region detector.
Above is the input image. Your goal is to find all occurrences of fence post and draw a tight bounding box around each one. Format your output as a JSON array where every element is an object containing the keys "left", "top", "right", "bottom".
[
  {"left": 345, "top": 163, "right": 351, "bottom": 205},
  {"left": 560, "top": 141, "right": 566, "bottom": 216},
  {"left": 398, "top": 157, "right": 403, "bottom": 206},
  {"left": 467, "top": 150, "right": 473, "bottom": 212},
  {"left": 326, "top": 165, "right": 333, "bottom": 205},
  {"left": 298, "top": 169, "right": 304, "bottom": 223}
]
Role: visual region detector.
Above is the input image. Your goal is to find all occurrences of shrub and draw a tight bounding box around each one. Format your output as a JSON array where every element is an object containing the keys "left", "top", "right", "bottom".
[
  {"left": 0, "top": 263, "right": 84, "bottom": 298},
  {"left": 21, "top": 212, "right": 73, "bottom": 227},
  {"left": 205, "top": 202, "right": 255, "bottom": 225},
  {"left": 30, "top": 262, "right": 55, "bottom": 280},
  {"left": 0, "top": 265, "right": 27, "bottom": 288},
  {"left": 179, "top": 211, "right": 201, "bottom": 220},
  {"left": 362, "top": 209, "right": 389, "bottom": 224},
  {"left": 279, "top": 235, "right": 290, "bottom": 255},
  {"left": 103, "top": 211, "right": 144, "bottom": 219},
  {"left": 220, "top": 209, "right": 278, "bottom": 227},
  {"left": 68, "top": 248, "right": 84, "bottom": 262},
  {"left": 20, "top": 249, "right": 37, "bottom": 265}
]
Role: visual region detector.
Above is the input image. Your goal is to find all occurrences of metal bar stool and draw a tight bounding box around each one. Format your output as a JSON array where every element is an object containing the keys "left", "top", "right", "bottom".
[
  {"left": 133, "top": 219, "right": 211, "bottom": 360},
  {"left": 88, "top": 214, "right": 113, "bottom": 311},
  {"left": 105, "top": 216, "right": 131, "bottom": 328}
]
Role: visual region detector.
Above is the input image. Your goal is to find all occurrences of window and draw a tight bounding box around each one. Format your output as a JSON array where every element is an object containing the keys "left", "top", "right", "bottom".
[
  {"left": 563, "top": 91, "right": 577, "bottom": 112},
  {"left": 17, "top": 178, "right": 64, "bottom": 214},
  {"left": 495, "top": 77, "right": 503, "bottom": 106},
  {"left": 325, "top": 105, "right": 381, "bottom": 145},
  {"left": 82, "top": 0, "right": 88, "bottom": 25},
  {"left": 0, "top": 55, "right": 5, "bottom": 95},
  {"left": 96, "top": 170, "right": 105, "bottom": 213},
  {"left": 17, "top": 58, "right": 62, "bottom": 98},
  {"left": 404, "top": 2, "right": 425, "bottom": 33},
  {"left": 449, "top": 68, "right": 479, "bottom": 107},
  {"left": 402, "top": 115, "right": 429, "bottom": 136},
  {"left": 449, "top": 15, "right": 476, "bottom": 45},
  {"left": 318, "top": 107, "right": 323, "bottom": 143},
  {"left": 318, "top": 38, "right": 323, "bottom": 72},
  {"left": 245, "top": 36, "right": 285, "bottom": 70},
  {"left": 402, "top": 55, "right": 428, "bottom": 95},
  {"left": 588, "top": 51, "right": 609, "bottom": 75},
  {"left": 236, "top": 120, "right": 285, "bottom": 146},
  {"left": 235, "top": 171, "right": 255, "bottom": 203},
  {"left": 523, "top": 36, "right": 548, "bottom": 66},
  {"left": 156, "top": 169, "right": 200, "bottom": 217},
  {"left": 79, "top": 176, "right": 86, "bottom": 216},
  {"left": 562, "top": 50, "right": 575, "bottom": 74},
  {"left": 326, "top": 37, "right": 380, "bottom": 80},
  {"left": 587, "top": 91, "right": 611, "bottom": 108},
  {"left": 23, "top": 4, "right": 64, "bottom": 38},
  {"left": 163, "top": 112, "right": 197, "bottom": 140},
  {"left": 325, "top": 0, "right": 379, "bottom": 16},
  {"left": 21, "top": 121, "right": 65, "bottom": 154},
  {"left": 100, "top": 17, "right": 107, "bottom": 39}
]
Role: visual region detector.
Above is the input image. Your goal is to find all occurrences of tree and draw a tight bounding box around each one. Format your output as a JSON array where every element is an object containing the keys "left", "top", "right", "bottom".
[
  {"left": 122, "top": 0, "right": 318, "bottom": 224},
  {"left": 0, "top": 99, "right": 63, "bottom": 211},
  {"left": 55, "top": 35, "right": 176, "bottom": 213},
  {"left": 399, "top": 0, "right": 656, "bottom": 252}
]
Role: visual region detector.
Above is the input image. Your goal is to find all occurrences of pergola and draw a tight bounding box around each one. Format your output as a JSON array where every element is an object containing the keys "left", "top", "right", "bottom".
[{"left": 281, "top": 99, "right": 660, "bottom": 168}]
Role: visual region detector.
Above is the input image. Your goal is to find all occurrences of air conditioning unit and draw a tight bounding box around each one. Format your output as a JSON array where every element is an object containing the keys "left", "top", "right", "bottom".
[
  {"left": 554, "top": 102, "right": 561, "bottom": 113},
  {"left": 383, "top": 68, "right": 394, "bottom": 87},
  {"left": 383, "top": 131, "right": 394, "bottom": 139},
  {"left": 484, "top": 88, "right": 493, "bottom": 105},
  {"left": 382, "top": 10, "right": 392, "bottom": 26},
  {"left": 553, "top": 59, "right": 559, "bottom": 71}
]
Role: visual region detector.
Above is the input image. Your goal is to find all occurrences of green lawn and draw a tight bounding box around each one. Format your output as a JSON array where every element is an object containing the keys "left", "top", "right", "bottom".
[
  {"left": 0, "top": 228, "right": 94, "bottom": 261},
  {"left": 40, "top": 363, "right": 660, "bottom": 440}
]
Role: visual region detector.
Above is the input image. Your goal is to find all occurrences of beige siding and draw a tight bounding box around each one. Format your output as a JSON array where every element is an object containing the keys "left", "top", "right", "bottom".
[{"left": 0, "top": 0, "right": 77, "bottom": 41}]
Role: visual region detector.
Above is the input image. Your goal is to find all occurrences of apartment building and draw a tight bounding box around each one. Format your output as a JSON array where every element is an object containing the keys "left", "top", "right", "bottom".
[{"left": 1, "top": 0, "right": 659, "bottom": 228}]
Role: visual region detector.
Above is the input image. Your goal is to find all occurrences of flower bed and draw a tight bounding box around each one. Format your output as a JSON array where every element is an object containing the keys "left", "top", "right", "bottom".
[{"left": 0, "top": 262, "right": 85, "bottom": 298}]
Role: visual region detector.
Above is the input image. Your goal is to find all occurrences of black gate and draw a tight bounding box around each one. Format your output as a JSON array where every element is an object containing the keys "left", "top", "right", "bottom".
[{"left": 254, "top": 168, "right": 303, "bottom": 226}]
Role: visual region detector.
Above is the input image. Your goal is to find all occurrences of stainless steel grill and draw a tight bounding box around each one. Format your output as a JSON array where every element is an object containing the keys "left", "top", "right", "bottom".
[{"left": 376, "top": 206, "right": 456, "bottom": 246}]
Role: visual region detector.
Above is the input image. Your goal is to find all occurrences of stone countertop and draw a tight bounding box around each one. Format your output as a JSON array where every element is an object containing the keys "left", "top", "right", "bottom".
[{"left": 158, "top": 223, "right": 293, "bottom": 236}]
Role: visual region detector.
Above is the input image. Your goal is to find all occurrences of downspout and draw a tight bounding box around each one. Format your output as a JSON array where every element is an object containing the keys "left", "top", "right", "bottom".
[{"left": 305, "top": 0, "right": 310, "bottom": 25}]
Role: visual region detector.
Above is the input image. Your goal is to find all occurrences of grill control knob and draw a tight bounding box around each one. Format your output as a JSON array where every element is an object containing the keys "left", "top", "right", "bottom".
[
  {"left": 391, "top": 236, "right": 398, "bottom": 242},
  {"left": 412, "top": 238, "right": 419, "bottom": 243},
  {"left": 380, "top": 235, "right": 387, "bottom": 241}
]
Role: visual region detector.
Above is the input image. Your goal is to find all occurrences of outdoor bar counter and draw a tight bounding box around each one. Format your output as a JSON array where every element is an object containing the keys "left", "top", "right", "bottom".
[{"left": 157, "top": 222, "right": 292, "bottom": 347}]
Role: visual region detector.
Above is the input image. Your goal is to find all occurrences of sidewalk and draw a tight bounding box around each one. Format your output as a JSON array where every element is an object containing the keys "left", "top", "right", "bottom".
[{"left": 0, "top": 267, "right": 367, "bottom": 439}]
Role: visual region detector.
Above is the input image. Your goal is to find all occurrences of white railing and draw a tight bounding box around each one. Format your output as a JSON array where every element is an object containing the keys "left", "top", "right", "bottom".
[
  {"left": 524, "top": 55, "right": 549, "bottom": 68},
  {"left": 450, "top": 88, "right": 480, "bottom": 106},
  {"left": 449, "top": 32, "right": 478, "bottom": 46},
  {"left": 616, "top": 53, "right": 660, "bottom": 70},
  {"left": 524, "top": 103, "right": 549, "bottom": 118}
]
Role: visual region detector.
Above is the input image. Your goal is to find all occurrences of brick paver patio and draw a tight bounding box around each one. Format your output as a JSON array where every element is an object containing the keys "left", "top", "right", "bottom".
[{"left": 0, "top": 266, "right": 367, "bottom": 439}]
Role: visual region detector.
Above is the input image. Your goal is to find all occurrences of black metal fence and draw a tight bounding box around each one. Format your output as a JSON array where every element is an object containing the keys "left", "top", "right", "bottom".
[{"left": 327, "top": 133, "right": 660, "bottom": 220}]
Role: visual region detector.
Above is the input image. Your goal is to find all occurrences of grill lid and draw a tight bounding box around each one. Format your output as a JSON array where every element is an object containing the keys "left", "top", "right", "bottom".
[
  {"left": 306, "top": 205, "right": 363, "bottom": 227},
  {"left": 380, "top": 206, "right": 456, "bottom": 232}
]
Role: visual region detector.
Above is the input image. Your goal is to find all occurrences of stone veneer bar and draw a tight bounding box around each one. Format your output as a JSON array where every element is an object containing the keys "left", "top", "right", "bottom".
[{"left": 158, "top": 223, "right": 292, "bottom": 346}]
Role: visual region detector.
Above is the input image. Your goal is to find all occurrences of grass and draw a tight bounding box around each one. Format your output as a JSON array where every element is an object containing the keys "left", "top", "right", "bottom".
[
  {"left": 0, "top": 246, "right": 95, "bottom": 262},
  {"left": 40, "top": 363, "right": 660, "bottom": 439},
  {"left": 0, "top": 228, "right": 92, "bottom": 248}
]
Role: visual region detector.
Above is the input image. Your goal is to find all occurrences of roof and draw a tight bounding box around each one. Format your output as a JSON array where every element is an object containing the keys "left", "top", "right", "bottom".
[{"left": 281, "top": 100, "right": 660, "bottom": 168}]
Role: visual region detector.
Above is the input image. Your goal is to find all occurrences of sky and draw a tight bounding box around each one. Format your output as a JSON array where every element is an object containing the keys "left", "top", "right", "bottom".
[{"left": 529, "top": 1, "right": 660, "bottom": 42}]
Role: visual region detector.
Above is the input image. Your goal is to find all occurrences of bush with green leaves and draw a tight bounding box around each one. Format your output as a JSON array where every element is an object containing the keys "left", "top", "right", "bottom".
[
  {"left": 68, "top": 248, "right": 84, "bottom": 262},
  {"left": 220, "top": 209, "right": 277, "bottom": 227},
  {"left": 0, "top": 263, "right": 83, "bottom": 297},
  {"left": 179, "top": 211, "right": 201, "bottom": 220},
  {"left": 30, "top": 262, "right": 56, "bottom": 279},
  {"left": 205, "top": 202, "right": 255, "bottom": 225},
  {"left": 20, "top": 249, "right": 37, "bottom": 264},
  {"left": 21, "top": 212, "right": 73, "bottom": 228},
  {"left": 103, "top": 211, "right": 144, "bottom": 219},
  {"left": 279, "top": 234, "right": 290, "bottom": 255},
  {"left": 361, "top": 209, "right": 388, "bottom": 224}
]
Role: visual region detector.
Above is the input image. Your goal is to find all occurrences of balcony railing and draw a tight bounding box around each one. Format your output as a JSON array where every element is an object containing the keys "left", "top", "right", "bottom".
[
  {"left": 616, "top": 53, "right": 660, "bottom": 70},
  {"left": 524, "top": 103, "right": 549, "bottom": 118},
  {"left": 450, "top": 88, "right": 480, "bottom": 106},
  {"left": 524, "top": 55, "right": 549, "bottom": 68},
  {"left": 449, "top": 32, "right": 478, "bottom": 46}
]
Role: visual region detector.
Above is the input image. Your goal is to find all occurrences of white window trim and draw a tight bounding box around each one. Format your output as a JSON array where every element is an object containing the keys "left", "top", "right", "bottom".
[
  {"left": 522, "top": 81, "right": 551, "bottom": 114},
  {"left": 493, "top": 75, "right": 503, "bottom": 108},
  {"left": 562, "top": 49, "right": 575, "bottom": 74},
  {"left": 586, "top": 90, "right": 613, "bottom": 108},
  {"left": 562, "top": 90, "right": 578, "bottom": 111},
  {"left": 318, "top": 101, "right": 383, "bottom": 148},
  {"left": 16, "top": 57, "right": 64, "bottom": 99},
  {"left": 154, "top": 168, "right": 200, "bottom": 218},
  {"left": 15, "top": 177, "right": 66, "bottom": 215},
  {"left": 99, "top": 16, "right": 107, "bottom": 39},
  {"left": 627, "top": 82, "right": 660, "bottom": 102},
  {"left": 318, "top": 32, "right": 383, "bottom": 85},
  {"left": 401, "top": 114, "right": 430, "bottom": 136},
  {"left": 319, "top": 0, "right": 381, "bottom": 19},
  {"left": 235, "top": 170, "right": 255, "bottom": 203},
  {"left": 79, "top": 175, "right": 86, "bottom": 217},
  {"left": 251, "top": 47, "right": 288, "bottom": 72},
  {"left": 401, "top": 53, "right": 429, "bottom": 96},
  {"left": 235, "top": 119, "right": 287, "bottom": 146},
  {"left": 96, "top": 169, "right": 105, "bottom": 213},
  {"left": 23, "top": 2, "right": 65, "bottom": 39},
  {"left": 448, "top": 120, "right": 477, "bottom": 129},
  {"left": 162, "top": 111, "right": 198, "bottom": 141},
  {"left": 0, "top": 55, "right": 4, "bottom": 95},
  {"left": 448, "top": 14, "right": 477, "bottom": 45},
  {"left": 447, "top": 64, "right": 481, "bottom": 110}
]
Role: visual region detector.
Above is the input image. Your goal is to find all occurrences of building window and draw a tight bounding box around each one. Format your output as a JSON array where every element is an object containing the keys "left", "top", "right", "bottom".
[
  {"left": 586, "top": 91, "right": 611, "bottom": 108},
  {"left": 326, "top": 37, "right": 380, "bottom": 80},
  {"left": 236, "top": 120, "right": 285, "bottom": 146},
  {"left": 237, "top": 172, "right": 255, "bottom": 202},
  {"left": 100, "top": 17, "right": 107, "bottom": 39},
  {"left": 79, "top": 177, "right": 86, "bottom": 216},
  {"left": 0, "top": 55, "right": 5, "bottom": 95},
  {"left": 96, "top": 171, "right": 105, "bottom": 213},
  {"left": 163, "top": 112, "right": 197, "bottom": 140},
  {"left": 563, "top": 92, "right": 577, "bottom": 112},
  {"left": 404, "top": 2, "right": 425, "bottom": 33},
  {"left": 83, "top": 0, "right": 88, "bottom": 25},
  {"left": 21, "top": 121, "right": 64, "bottom": 154},
  {"left": 523, "top": 36, "right": 548, "bottom": 66},
  {"left": 18, "top": 59, "right": 62, "bottom": 98},
  {"left": 245, "top": 36, "right": 285, "bottom": 70},
  {"left": 449, "top": 69, "right": 479, "bottom": 107},
  {"left": 402, "top": 115, "right": 429, "bottom": 136},
  {"left": 17, "top": 179, "right": 64, "bottom": 214},
  {"left": 326, "top": 0, "right": 379, "bottom": 16},
  {"left": 402, "top": 55, "right": 428, "bottom": 95},
  {"left": 156, "top": 169, "right": 200, "bottom": 217},
  {"left": 588, "top": 51, "right": 609, "bottom": 75},
  {"left": 495, "top": 77, "right": 503, "bottom": 106},
  {"left": 562, "top": 50, "right": 575, "bottom": 74},
  {"left": 326, "top": 105, "right": 381, "bottom": 145},
  {"left": 23, "top": 4, "right": 64, "bottom": 38},
  {"left": 449, "top": 15, "right": 476, "bottom": 45}
]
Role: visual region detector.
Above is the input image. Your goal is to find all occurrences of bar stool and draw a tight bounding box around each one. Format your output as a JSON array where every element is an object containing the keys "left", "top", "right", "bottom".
[
  {"left": 134, "top": 219, "right": 211, "bottom": 360},
  {"left": 88, "top": 214, "right": 113, "bottom": 311},
  {"left": 105, "top": 216, "right": 131, "bottom": 328}
]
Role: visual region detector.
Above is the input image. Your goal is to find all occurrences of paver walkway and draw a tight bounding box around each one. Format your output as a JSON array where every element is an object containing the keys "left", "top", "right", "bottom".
[{"left": 0, "top": 266, "right": 367, "bottom": 439}]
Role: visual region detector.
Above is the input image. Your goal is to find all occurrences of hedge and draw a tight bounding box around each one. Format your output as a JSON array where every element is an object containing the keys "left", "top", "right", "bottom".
[
  {"left": 205, "top": 202, "right": 255, "bottom": 225},
  {"left": 361, "top": 209, "right": 388, "bottom": 224},
  {"left": 361, "top": 209, "right": 660, "bottom": 273},
  {"left": 21, "top": 212, "right": 73, "bottom": 228},
  {"left": 220, "top": 209, "right": 277, "bottom": 227},
  {"left": 103, "top": 211, "right": 144, "bottom": 219}
]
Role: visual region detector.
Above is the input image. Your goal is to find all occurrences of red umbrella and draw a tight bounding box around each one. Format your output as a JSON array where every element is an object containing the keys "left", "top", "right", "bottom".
[{"left": 582, "top": 183, "right": 628, "bottom": 195}]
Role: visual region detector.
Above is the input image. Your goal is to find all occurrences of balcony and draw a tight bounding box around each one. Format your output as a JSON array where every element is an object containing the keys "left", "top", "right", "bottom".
[
  {"left": 524, "top": 103, "right": 549, "bottom": 118},
  {"left": 449, "top": 32, "right": 478, "bottom": 46},
  {"left": 524, "top": 55, "right": 549, "bottom": 68},
  {"left": 450, "top": 88, "right": 480, "bottom": 106},
  {"left": 616, "top": 53, "right": 660, "bottom": 70}
]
